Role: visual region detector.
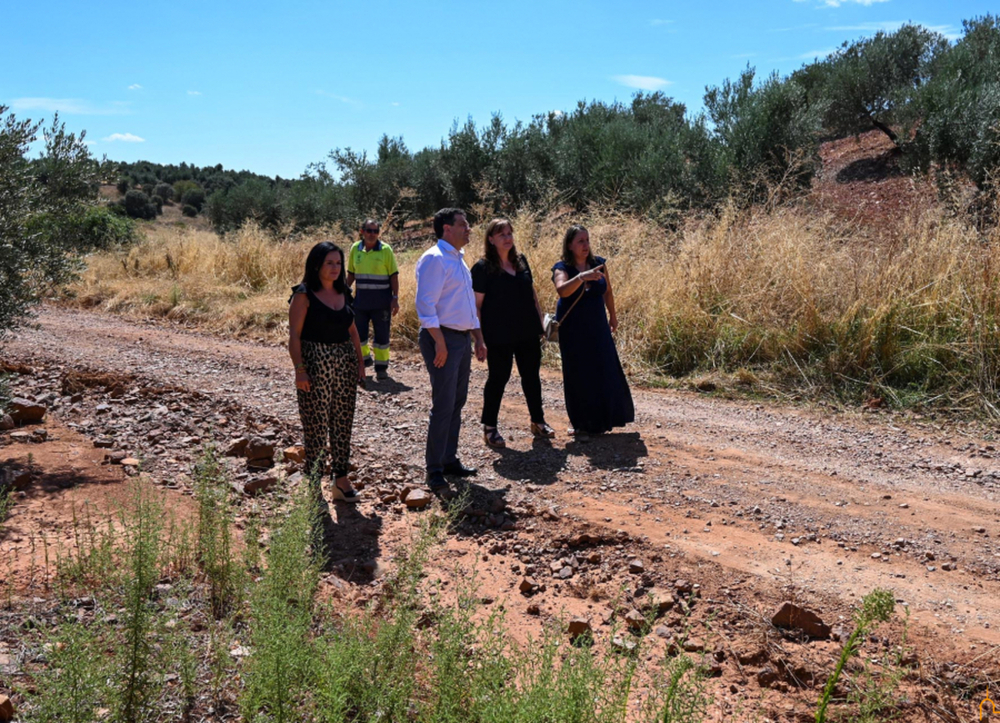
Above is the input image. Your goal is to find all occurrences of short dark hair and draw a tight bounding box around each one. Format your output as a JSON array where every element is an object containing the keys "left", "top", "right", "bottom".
[
  {"left": 561, "top": 224, "right": 595, "bottom": 267},
  {"left": 301, "top": 241, "right": 347, "bottom": 294},
  {"left": 433, "top": 207, "right": 465, "bottom": 239},
  {"left": 359, "top": 218, "right": 380, "bottom": 237}
]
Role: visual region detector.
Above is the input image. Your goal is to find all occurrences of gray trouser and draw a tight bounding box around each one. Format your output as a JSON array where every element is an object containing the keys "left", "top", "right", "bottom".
[{"left": 419, "top": 328, "right": 472, "bottom": 473}]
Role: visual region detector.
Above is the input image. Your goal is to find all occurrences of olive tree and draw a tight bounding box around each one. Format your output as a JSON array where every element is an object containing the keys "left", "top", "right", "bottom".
[{"left": 0, "top": 107, "right": 99, "bottom": 337}]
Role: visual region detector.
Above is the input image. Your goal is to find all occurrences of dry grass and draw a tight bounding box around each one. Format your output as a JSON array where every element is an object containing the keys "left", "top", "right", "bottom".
[{"left": 65, "top": 199, "right": 1000, "bottom": 413}]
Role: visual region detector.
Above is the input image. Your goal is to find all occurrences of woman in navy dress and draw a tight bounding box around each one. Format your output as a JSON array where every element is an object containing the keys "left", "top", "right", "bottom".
[{"left": 551, "top": 225, "right": 634, "bottom": 442}]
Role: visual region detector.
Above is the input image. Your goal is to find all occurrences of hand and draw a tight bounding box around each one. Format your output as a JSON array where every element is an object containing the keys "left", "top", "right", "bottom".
[
  {"left": 390, "top": 298, "right": 399, "bottom": 317},
  {"left": 583, "top": 266, "right": 605, "bottom": 282},
  {"left": 295, "top": 369, "right": 311, "bottom": 392},
  {"left": 475, "top": 340, "right": 488, "bottom": 362},
  {"left": 609, "top": 314, "right": 619, "bottom": 334},
  {"left": 358, "top": 362, "right": 367, "bottom": 383},
  {"left": 433, "top": 340, "right": 448, "bottom": 368}
]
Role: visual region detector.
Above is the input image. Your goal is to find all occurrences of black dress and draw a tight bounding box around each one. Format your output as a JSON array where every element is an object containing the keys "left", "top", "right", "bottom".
[{"left": 551, "top": 256, "right": 634, "bottom": 434}]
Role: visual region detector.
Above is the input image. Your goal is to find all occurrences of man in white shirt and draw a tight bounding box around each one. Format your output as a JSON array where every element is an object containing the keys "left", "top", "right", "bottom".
[{"left": 415, "top": 208, "right": 488, "bottom": 492}]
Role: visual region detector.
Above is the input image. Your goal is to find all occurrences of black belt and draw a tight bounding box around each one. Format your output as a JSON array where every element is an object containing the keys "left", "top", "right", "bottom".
[{"left": 440, "top": 326, "right": 471, "bottom": 335}]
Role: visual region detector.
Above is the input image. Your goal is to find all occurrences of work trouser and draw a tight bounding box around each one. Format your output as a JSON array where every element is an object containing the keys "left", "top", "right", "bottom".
[{"left": 355, "top": 307, "right": 391, "bottom": 371}]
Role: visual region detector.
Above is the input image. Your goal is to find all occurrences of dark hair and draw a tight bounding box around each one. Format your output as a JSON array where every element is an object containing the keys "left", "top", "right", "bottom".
[
  {"left": 359, "top": 217, "right": 380, "bottom": 239},
  {"left": 433, "top": 207, "right": 466, "bottom": 239},
  {"left": 482, "top": 218, "right": 526, "bottom": 274},
  {"left": 561, "top": 224, "right": 596, "bottom": 267},
  {"left": 301, "top": 241, "right": 347, "bottom": 293}
]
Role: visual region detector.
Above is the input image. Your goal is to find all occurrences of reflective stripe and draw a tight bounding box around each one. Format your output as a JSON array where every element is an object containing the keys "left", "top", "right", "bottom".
[
  {"left": 354, "top": 273, "right": 392, "bottom": 281},
  {"left": 373, "top": 346, "right": 390, "bottom": 362},
  {"left": 373, "top": 342, "right": 390, "bottom": 350},
  {"left": 357, "top": 282, "right": 391, "bottom": 290}
]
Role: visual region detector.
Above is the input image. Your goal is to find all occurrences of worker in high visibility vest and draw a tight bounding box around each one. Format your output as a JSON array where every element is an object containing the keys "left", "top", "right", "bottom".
[{"left": 346, "top": 218, "right": 400, "bottom": 381}]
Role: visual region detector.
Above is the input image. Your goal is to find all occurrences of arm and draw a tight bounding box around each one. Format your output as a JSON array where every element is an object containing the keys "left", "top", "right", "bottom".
[
  {"left": 389, "top": 273, "right": 399, "bottom": 316},
  {"left": 553, "top": 265, "right": 604, "bottom": 297},
  {"left": 474, "top": 291, "right": 485, "bottom": 319},
  {"left": 415, "top": 254, "right": 448, "bottom": 368},
  {"left": 532, "top": 287, "right": 545, "bottom": 327},
  {"left": 288, "top": 293, "right": 311, "bottom": 392},
  {"left": 346, "top": 271, "right": 356, "bottom": 288},
  {"left": 346, "top": 245, "right": 356, "bottom": 288},
  {"left": 472, "top": 328, "right": 487, "bottom": 362},
  {"left": 349, "top": 321, "right": 366, "bottom": 383},
  {"left": 604, "top": 266, "right": 618, "bottom": 333}
]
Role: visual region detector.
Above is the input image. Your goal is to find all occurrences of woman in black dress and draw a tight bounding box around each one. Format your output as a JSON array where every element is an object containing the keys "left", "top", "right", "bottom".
[
  {"left": 471, "top": 219, "right": 555, "bottom": 449},
  {"left": 289, "top": 241, "right": 367, "bottom": 502},
  {"left": 551, "top": 225, "right": 634, "bottom": 442}
]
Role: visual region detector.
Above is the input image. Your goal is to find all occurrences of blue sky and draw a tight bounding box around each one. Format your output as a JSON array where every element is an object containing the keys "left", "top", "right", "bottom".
[{"left": 1, "top": 0, "right": 992, "bottom": 179}]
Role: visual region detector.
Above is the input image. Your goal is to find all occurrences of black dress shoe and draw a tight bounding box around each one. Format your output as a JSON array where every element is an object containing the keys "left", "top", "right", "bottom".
[
  {"left": 426, "top": 471, "right": 449, "bottom": 490},
  {"left": 442, "top": 461, "right": 477, "bottom": 477}
]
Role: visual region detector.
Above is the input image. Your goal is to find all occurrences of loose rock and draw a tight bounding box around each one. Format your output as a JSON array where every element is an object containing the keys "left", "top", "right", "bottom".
[
  {"left": 404, "top": 489, "right": 432, "bottom": 509},
  {"left": 8, "top": 397, "right": 46, "bottom": 424},
  {"left": 771, "top": 601, "right": 831, "bottom": 639}
]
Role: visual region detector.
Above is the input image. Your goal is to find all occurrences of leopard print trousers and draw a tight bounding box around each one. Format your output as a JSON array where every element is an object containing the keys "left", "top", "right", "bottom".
[{"left": 297, "top": 340, "right": 358, "bottom": 484}]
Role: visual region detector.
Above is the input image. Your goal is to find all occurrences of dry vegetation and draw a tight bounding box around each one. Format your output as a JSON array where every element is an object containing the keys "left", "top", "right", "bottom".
[{"left": 67, "top": 194, "right": 1000, "bottom": 413}]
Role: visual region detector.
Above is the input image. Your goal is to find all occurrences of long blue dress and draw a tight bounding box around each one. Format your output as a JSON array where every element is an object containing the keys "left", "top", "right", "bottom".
[{"left": 552, "top": 256, "right": 635, "bottom": 434}]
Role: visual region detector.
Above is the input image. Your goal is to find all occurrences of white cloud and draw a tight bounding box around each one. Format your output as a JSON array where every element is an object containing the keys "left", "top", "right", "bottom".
[
  {"left": 391, "top": 101, "right": 400, "bottom": 106},
  {"left": 103, "top": 133, "right": 145, "bottom": 143},
  {"left": 550, "top": 109, "right": 564, "bottom": 117},
  {"left": 826, "top": 20, "right": 905, "bottom": 31},
  {"left": 187, "top": 90, "right": 202, "bottom": 96},
  {"left": 731, "top": 52, "right": 758, "bottom": 58},
  {"left": 316, "top": 90, "right": 362, "bottom": 107},
  {"left": 613, "top": 75, "right": 673, "bottom": 91},
  {"left": 799, "top": 47, "right": 838, "bottom": 59},
  {"left": 770, "top": 23, "right": 819, "bottom": 32},
  {"left": 819, "top": 0, "right": 890, "bottom": 6},
  {"left": 128, "top": 84, "right": 142, "bottom": 90},
  {"left": 650, "top": 18, "right": 674, "bottom": 26},
  {"left": 9, "top": 97, "right": 129, "bottom": 115}
]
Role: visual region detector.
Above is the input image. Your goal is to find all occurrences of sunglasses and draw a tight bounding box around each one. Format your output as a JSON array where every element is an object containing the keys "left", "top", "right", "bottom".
[{"left": 363, "top": 227, "right": 380, "bottom": 234}]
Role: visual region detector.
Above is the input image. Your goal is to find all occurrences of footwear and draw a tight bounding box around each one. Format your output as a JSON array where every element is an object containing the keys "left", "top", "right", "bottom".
[
  {"left": 363, "top": 357, "right": 374, "bottom": 368},
  {"left": 376, "top": 368, "right": 389, "bottom": 381},
  {"left": 530, "top": 421, "right": 556, "bottom": 439},
  {"left": 426, "top": 471, "right": 449, "bottom": 490},
  {"left": 443, "top": 461, "right": 477, "bottom": 477},
  {"left": 568, "top": 428, "right": 590, "bottom": 443},
  {"left": 331, "top": 484, "right": 361, "bottom": 503},
  {"left": 483, "top": 425, "right": 506, "bottom": 449}
]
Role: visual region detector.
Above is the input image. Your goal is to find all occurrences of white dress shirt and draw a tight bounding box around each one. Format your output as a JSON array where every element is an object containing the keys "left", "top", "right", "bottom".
[{"left": 415, "top": 239, "right": 481, "bottom": 331}]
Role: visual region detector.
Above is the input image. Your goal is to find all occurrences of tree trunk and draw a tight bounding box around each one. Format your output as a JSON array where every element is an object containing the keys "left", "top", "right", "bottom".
[{"left": 869, "top": 116, "right": 899, "bottom": 145}]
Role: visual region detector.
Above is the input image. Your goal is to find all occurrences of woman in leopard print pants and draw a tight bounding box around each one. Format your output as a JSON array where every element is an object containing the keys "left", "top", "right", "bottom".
[{"left": 289, "top": 241, "right": 367, "bottom": 503}]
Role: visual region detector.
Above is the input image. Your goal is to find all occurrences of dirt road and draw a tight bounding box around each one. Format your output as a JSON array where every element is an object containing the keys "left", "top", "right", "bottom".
[{"left": 4, "top": 306, "right": 999, "bottom": 720}]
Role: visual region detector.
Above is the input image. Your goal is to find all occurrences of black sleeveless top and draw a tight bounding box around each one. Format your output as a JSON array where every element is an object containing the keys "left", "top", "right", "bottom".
[{"left": 291, "top": 283, "right": 355, "bottom": 344}]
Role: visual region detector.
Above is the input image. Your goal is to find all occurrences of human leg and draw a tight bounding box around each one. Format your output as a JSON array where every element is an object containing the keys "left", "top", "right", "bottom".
[
  {"left": 420, "top": 329, "right": 458, "bottom": 476},
  {"left": 372, "top": 307, "right": 391, "bottom": 377},
  {"left": 513, "top": 338, "right": 546, "bottom": 425},
  {"left": 297, "top": 341, "right": 333, "bottom": 494},
  {"left": 325, "top": 342, "right": 358, "bottom": 483},
  {"left": 354, "top": 307, "right": 373, "bottom": 368},
  {"left": 444, "top": 331, "right": 472, "bottom": 467},
  {"left": 481, "top": 343, "right": 514, "bottom": 428}
]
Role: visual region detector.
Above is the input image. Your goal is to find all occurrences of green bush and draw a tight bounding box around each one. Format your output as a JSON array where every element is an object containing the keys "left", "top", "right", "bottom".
[
  {"left": 705, "top": 68, "right": 821, "bottom": 202},
  {"left": 1, "top": 108, "right": 100, "bottom": 337},
  {"left": 181, "top": 204, "right": 198, "bottom": 217},
  {"left": 152, "top": 182, "right": 173, "bottom": 202},
  {"left": 181, "top": 187, "right": 206, "bottom": 211},
  {"left": 905, "top": 15, "right": 1000, "bottom": 192},
  {"left": 124, "top": 190, "right": 157, "bottom": 220},
  {"left": 116, "top": 177, "right": 130, "bottom": 195},
  {"left": 172, "top": 179, "right": 201, "bottom": 204},
  {"left": 26, "top": 205, "right": 137, "bottom": 252}
]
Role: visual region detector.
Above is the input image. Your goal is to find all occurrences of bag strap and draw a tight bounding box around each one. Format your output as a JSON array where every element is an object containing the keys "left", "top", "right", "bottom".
[{"left": 557, "top": 284, "right": 585, "bottom": 324}]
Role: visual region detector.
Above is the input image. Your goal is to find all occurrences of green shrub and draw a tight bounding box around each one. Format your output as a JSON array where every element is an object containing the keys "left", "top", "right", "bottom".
[
  {"left": 181, "top": 204, "right": 198, "bottom": 217},
  {"left": 116, "top": 177, "right": 130, "bottom": 195},
  {"left": 152, "top": 182, "right": 173, "bottom": 202},
  {"left": 123, "top": 190, "right": 157, "bottom": 220},
  {"left": 181, "top": 187, "right": 206, "bottom": 211},
  {"left": 172, "top": 179, "right": 200, "bottom": 203}
]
